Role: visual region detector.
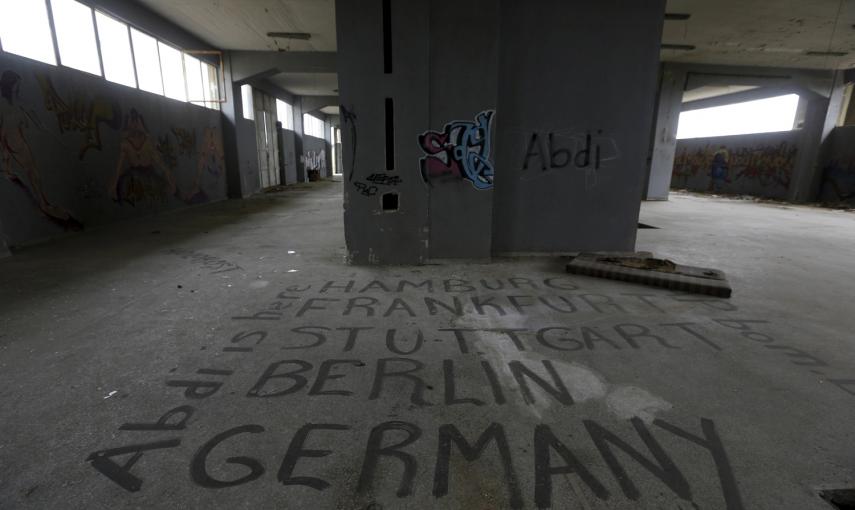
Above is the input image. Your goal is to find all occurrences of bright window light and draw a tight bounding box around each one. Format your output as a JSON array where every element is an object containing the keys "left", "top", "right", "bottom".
[
  {"left": 130, "top": 28, "right": 162, "bottom": 95},
  {"left": 95, "top": 12, "right": 135, "bottom": 87},
  {"left": 184, "top": 53, "right": 204, "bottom": 106},
  {"left": 303, "top": 114, "right": 324, "bottom": 138},
  {"left": 677, "top": 94, "right": 800, "bottom": 140},
  {"left": 158, "top": 41, "right": 186, "bottom": 101},
  {"left": 0, "top": 0, "right": 56, "bottom": 65},
  {"left": 201, "top": 62, "right": 219, "bottom": 110},
  {"left": 277, "top": 99, "right": 294, "bottom": 130},
  {"left": 241, "top": 84, "right": 254, "bottom": 120},
  {"left": 52, "top": 0, "right": 101, "bottom": 75}
]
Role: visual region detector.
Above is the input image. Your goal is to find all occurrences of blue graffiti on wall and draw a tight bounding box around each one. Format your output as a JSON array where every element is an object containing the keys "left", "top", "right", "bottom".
[{"left": 418, "top": 110, "right": 495, "bottom": 190}]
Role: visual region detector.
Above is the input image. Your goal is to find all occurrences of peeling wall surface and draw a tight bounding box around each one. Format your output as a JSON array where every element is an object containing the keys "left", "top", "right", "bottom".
[
  {"left": 0, "top": 52, "right": 225, "bottom": 248},
  {"left": 671, "top": 131, "right": 800, "bottom": 200},
  {"left": 818, "top": 125, "right": 855, "bottom": 205},
  {"left": 337, "top": 0, "right": 665, "bottom": 264}
]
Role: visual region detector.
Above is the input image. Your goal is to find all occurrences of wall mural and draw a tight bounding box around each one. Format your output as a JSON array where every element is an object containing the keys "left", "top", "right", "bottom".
[
  {"left": 418, "top": 110, "right": 495, "bottom": 190},
  {"left": 0, "top": 60, "right": 225, "bottom": 245},
  {"left": 1, "top": 70, "right": 82, "bottom": 230},
  {"left": 301, "top": 150, "right": 326, "bottom": 173},
  {"left": 672, "top": 140, "right": 797, "bottom": 197},
  {"left": 35, "top": 73, "right": 122, "bottom": 160}
]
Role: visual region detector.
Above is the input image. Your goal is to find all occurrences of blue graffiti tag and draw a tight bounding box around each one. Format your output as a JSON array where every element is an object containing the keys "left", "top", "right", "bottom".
[{"left": 418, "top": 110, "right": 495, "bottom": 190}]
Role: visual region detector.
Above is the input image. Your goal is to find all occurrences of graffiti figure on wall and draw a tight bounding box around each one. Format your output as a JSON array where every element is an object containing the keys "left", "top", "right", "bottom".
[
  {"left": 109, "top": 108, "right": 178, "bottom": 207},
  {"left": 35, "top": 74, "right": 121, "bottom": 160},
  {"left": 1, "top": 70, "right": 82, "bottom": 230},
  {"left": 709, "top": 146, "right": 730, "bottom": 192},
  {"left": 418, "top": 110, "right": 495, "bottom": 190},
  {"left": 182, "top": 127, "right": 225, "bottom": 204}
]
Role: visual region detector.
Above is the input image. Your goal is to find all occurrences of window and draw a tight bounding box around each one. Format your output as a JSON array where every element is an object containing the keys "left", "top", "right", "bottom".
[
  {"left": 0, "top": 3, "right": 221, "bottom": 109},
  {"left": 241, "top": 84, "right": 254, "bottom": 120},
  {"left": 52, "top": 0, "right": 101, "bottom": 75},
  {"left": 158, "top": 41, "right": 185, "bottom": 101},
  {"left": 0, "top": 0, "right": 56, "bottom": 65},
  {"left": 130, "top": 28, "right": 162, "bottom": 95},
  {"left": 201, "top": 61, "right": 220, "bottom": 110},
  {"left": 184, "top": 53, "right": 204, "bottom": 107},
  {"left": 303, "top": 114, "right": 325, "bottom": 138},
  {"left": 677, "top": 94, "right": 801, "bottom": 140},
  {"left": 95, "top": 12, "right": 135, "bottom": 87},
  {"left": 276, "top": 100, "right": 294, "bottom": 130}
]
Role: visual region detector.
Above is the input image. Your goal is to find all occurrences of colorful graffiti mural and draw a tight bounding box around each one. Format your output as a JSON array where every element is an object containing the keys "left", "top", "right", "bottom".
[
  {"left": 36, "top": 74, "right": 121, "bottom": 159},
  {"left": 418, "top": 110, "right": 495, "bottom": 190},
  {"left": 673, "top": 141, "right": 796, "bottom": 193},
  {"left": 110, "top": 109, "right": 179, "bottom": 207},
  {"left": 1, "top": 70, "right": 82, "bottom": 230},
  {"left": 0, "top": 59, "right": 225, "bottom": 245}
]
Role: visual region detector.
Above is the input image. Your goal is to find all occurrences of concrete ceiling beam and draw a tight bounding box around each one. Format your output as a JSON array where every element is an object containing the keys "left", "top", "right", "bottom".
[{"left": 230, "top": 51, "right": 337, "bottom": 84}]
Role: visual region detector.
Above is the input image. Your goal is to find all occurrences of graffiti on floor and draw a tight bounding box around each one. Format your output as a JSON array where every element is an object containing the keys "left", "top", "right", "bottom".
[
  {"left": 35, "top": 73, "right": 122, "bottom": 159},
  {"left": 169, "top": 248, "right": 242, "bottom": 274},
  {"left": 819, "top": 160, "right": 855, "bottom": 204},
  {"left": 419, "top": 110, "right": 495, "bottom": 190},
  {"left": 1, "top": 70, "right": 83, "bottom": 230},
  {"left": 88, "top": 276, "right": 843, "bottom": 508},
  {"left": 673, "top": 141, "right": 796, "bottom": 193}
]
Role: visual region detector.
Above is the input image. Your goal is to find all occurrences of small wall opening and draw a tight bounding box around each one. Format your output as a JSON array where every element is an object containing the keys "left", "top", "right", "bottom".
[{"left": 382, "top": 192, "right": 399, "bottom": 211}]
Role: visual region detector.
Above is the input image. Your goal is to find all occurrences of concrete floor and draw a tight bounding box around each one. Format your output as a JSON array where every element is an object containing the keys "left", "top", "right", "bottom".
[{"left": 1, "top": 183, "right": 854, "bottom": 510}]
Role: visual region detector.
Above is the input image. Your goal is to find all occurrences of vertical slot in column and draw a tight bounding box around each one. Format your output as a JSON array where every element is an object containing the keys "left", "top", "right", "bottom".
[
  {"left": 383, "top": 0, "right": 392, "bottom": 73},
  {"left": 385, "top": 97, "right": 395, "bottom": 170}
]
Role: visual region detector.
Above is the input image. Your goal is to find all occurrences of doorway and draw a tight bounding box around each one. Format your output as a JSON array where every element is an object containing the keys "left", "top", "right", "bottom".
[{"left": 253, "top": 90, "right": 281, "bottom": 189}]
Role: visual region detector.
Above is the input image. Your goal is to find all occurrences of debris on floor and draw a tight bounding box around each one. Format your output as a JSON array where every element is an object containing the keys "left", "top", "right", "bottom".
[{"left": 566, "top": 251, "right": 732, "bottom": 297}]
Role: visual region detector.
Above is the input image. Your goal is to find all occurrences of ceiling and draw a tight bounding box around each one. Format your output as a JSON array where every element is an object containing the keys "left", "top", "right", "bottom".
[
  {"left": 268, "top": 72, "right": 338, "bottom": 96},
  {"left": 136, "top": 0, "right": 337, "bottom": 51},
  {"left": 135, "top": 0, "right": 854, "bottom": 100},
  {"left": 663, "top": 0, "right": 855, "bottom": 69}
]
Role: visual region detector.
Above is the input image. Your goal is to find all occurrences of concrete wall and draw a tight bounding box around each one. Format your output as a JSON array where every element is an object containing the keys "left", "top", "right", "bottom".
[
  {"left": 337, "top": 0, "right": 664, "bottom": 264},
  {"left": 492, "top": 0, "right": 664, "bottom": 254},
  {"left": 0, "top": 51, "right": 225, "bottom": 248},
  {"left": 671, "top": 131, "right": 799, "bottom": 199},
  {"left": 818, "top": 125, "right": 855, "bottom": 205}
]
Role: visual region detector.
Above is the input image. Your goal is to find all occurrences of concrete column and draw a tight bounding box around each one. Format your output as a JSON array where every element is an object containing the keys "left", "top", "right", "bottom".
[
  {"left": 337, "top": 0, "right": 664, "bottom": 263},
  {"left": 789, "top": 90, "right": 834, "bottom": 202},
  {"left": 220, "top": 53, "right": 245, "bottom": 198},
  {"left": 645, "top": 64, "right": 686, "bottom": 200}
]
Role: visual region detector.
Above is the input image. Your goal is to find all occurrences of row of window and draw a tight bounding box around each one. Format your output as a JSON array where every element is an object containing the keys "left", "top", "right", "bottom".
[{"left": 0, "top": 0, "right": 221, "bottom": 110}]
